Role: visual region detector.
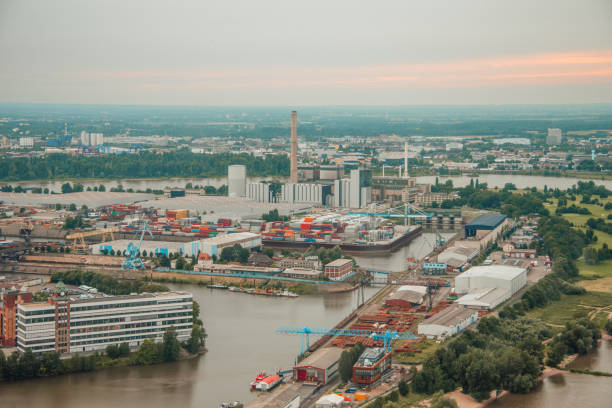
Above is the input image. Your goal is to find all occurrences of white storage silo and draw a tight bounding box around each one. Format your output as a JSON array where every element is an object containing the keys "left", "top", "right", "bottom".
[{"left": 228, "top": 165, "right": 247, "bottom": 197}]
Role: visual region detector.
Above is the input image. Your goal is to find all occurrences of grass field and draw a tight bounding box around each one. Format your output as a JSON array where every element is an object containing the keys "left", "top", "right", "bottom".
[
  {"left": 525, "top": 292, "right": 612, "bottom": 326},
  {"left": 580, "top": 277, "right": 612, "bottom": 292},
  {"left": 394, "top": 338, "right": 441, "bottom": 365}
]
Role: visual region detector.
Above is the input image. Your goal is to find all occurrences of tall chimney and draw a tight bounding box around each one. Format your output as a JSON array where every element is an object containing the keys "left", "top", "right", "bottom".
[
  {"left": 290, "top": 110, "right": 298, "bottom": 183},
  {"left": 404, "top": 141, "right": 409, "bottom": 179}
]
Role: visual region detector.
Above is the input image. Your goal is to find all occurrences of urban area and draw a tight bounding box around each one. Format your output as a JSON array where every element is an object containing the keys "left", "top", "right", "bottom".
[{"left": 0, "top": 104, "right": 611, "bottom": 408}]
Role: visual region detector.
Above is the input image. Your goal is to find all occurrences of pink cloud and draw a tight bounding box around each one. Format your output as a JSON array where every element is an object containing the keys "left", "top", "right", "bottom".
[{"left": 80, "top": 50, "right": 612, "bottom": 91}]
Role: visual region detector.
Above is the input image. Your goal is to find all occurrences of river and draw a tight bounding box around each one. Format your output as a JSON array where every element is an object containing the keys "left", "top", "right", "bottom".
[
  {"left": 490, "top": 340, "right": 612, "bottom": 408},
  {"left": 353, "top": 231, "right": 458, "bottom": 272},
  {"left": 0, "top": 284, "right": 381, "bottom": 408},
  {"left": 2, "top": 174, "right": 610, "bottom": 193}
]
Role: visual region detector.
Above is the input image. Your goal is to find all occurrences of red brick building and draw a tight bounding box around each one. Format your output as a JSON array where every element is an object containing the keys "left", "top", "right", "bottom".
[
  {"left": 324, "top": 259, "right": 353, "bottom": 281},
  {"left": 0, "top": 291, "right": 33, "bottom": 347}
]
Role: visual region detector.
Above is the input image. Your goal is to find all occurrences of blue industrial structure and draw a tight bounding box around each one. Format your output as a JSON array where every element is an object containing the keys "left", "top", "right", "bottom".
[
  {"left": 122, "top": 220, "right": 153, "bottom": 270},
  {"left": 277, "top": 326, "right": 419, "bottom": 355},
  {"left": 464, "top": 212, "right": 506, "bottom": 237}
]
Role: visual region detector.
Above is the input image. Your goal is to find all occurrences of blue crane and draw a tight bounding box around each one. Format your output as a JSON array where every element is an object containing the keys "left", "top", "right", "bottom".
[
  {"left": 121, "top": 220, "right": 153, "bottom": 270},
  {"left": 277, "top": 326, "right": 419, "bottom": 356}
]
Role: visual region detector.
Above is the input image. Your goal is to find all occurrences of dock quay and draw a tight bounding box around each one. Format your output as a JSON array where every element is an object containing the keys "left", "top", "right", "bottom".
[{"left": 262, "top": 225, "right": 422, "bottom": 255}]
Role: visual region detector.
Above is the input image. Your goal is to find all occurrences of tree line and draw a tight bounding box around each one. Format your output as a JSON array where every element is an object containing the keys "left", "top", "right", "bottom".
[
  {"left": 0, "top": 150, "right": 289, "bottom": 181},
  {"left": 51, "top": 270, "right": 168, "bottom": 295},
  {"left": 0, "top": 326, "right": 203, "bottom": 382}
]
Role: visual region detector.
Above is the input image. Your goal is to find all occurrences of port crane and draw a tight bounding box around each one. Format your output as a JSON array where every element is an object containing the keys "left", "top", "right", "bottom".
[
  {"left": 121, "top": 220, "right": 153, "bottom": 270},
  {"left": 348, "top": 203, "right": 434, "bottom": 225},
  {"left": 277, "top": 326, "right": 419, "bottom": 356}
]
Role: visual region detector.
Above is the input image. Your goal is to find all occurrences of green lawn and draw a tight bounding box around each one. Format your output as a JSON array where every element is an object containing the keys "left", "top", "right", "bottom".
[
  {"left": 525, "top": 292, "right": 612, "bottom": 326},
  {"left": 577, "top": 258, "right": 612, "bottom": 278},
  {"left": 394, "top": 338, "right": 440, "bottom": 365}
]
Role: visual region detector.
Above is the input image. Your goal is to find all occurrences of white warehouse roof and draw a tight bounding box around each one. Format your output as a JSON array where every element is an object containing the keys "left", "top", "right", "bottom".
[{"left": 457, "top": 265, "right": 526, "bottom": 280}]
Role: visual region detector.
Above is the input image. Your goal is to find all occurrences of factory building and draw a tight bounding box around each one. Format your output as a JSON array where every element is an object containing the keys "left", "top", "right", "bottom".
[
  {"left": 247, "top": 182, "right": 276, "bottom": 203},
  {"left": 281, "top": 183, "right": 332, "bottom": 205},
  {"left": 292, "top": 347, "right": 342, "bottom": 385},
  {"left": 464, "top": 212, "right": 507, "bottom": 238},
  {"left": 455, "top": 265, "right": 527, "bottom": 310},
  {"left": 332, "top": 169, "right": 372, "bottom": 208},
  {"left": 352, "top": 347, "right": 393, "bottom": 385},
  {"left": 228, "top": 165, "right": 247, "bottom": 198},
  {"left": 92, "top": 232, "right": 261, "bottom": 258},
  {"left": 17, "top": 284, "right": 192, "bottom": 354},
  {"left": 417, "top": 305, "right": 479, "bottom": 339}
]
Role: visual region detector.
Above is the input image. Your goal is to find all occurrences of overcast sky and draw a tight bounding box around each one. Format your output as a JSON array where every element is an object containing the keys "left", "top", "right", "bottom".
[{"left": 1, "top": 0, "right": 611, "bottom": 106}]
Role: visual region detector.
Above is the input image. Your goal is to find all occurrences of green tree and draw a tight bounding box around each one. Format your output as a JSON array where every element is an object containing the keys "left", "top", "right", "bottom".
[
  {"left": 430, "top": 391, "right": 458, "bottom": 408},
  {"left": 398, "top": 379, "right": 409, "bottom": 396},
  {"left": 162, "top": 327, "right": 181, "bottom": 362},
  {"left": 118, "top": 342, "right": 130, "bottom": 357}
]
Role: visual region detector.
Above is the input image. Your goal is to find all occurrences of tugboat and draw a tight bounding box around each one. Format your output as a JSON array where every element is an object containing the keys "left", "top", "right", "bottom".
[
  {"left": 219, "top": 402, "right": 242, "bottom": 408},
  {"left": 250, "top": 372, "right": 268, "bottom": 390}
]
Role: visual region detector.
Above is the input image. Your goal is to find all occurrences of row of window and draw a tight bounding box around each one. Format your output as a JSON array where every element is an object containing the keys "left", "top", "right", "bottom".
[
  {"left": 70, "top": 298, "right": 191, "bottom": 312},
  {"left": 70, "top": 320, "right": 192, "bottom": 341},
  {"left": 70, "top": 325, "right": 192, "bottom": 347}
]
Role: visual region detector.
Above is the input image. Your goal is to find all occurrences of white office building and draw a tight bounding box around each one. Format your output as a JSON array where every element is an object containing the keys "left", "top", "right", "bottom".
[
  {"left": 547, "top": 128, "right": 562, "bottom": 145},
  {"left": 17, "top": 288, "right": 193, "bottom": 354},
  {"left": 18, "top": 137, "right": 34, "bottom": 148}
]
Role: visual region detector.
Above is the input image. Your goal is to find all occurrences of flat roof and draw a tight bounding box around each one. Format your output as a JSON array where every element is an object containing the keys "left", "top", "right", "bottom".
[
  {"left": 466, "top": 212, "right": 506, "bottom": 229},
  {"left": 356, "top": 347, "right": 387, "bottom": 366},
  {"left": 457, "top": 287, "right": 509, "bottom": 307},
  {"left": 140, "top": 195, "right": 311, "bottom": 222},
  {"left": 295, "top": 347, "right": 343, "bottom": 370},
  {"left": 0, "top": 192, "right": 154, "bottom": 208},
  {"left": 325, "top": 258, "right": 352, "bottom": 267},
  {"left": 421, "top": 305, "right": 477, "bottom": 327},
  {"left": 457, "top": 265, "right": 525, "bottom": 280}
]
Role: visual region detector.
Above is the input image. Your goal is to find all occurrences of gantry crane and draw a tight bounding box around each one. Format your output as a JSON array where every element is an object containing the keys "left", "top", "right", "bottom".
[
  {"left": 66, "top": 227, "right": 118, "bottom": 249},
  {"left": 348, "top": 203, "right": 434, "bottom": 226},
  {"left": 121, "top": 220, "right": 153, "bottom": 270},
  {"left": 277, "top": 326, "right": 419, "bottom": 356}
]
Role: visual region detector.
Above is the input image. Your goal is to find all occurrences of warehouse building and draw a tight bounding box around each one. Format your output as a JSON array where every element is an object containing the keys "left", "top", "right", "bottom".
[
  {"left": 92, "top": 232, "right": 261, "bottom": 258},
  {"left": 417, "top": 305, "right": 479, "bottom": 338},
  {"left": 464, "top": 212, "right": 507, "bottom": 238},
  {"left": 438, "top": 246, "right": 479, "bottom": 265},
  {"left": 292, "top": 347, "right": 343, "bottom": 385},
  {"left": 386, "top": 285, "right": 427, "bottom": 308},
  {"left": 455, "top": 265, "right": 527, "bottom": 310},
  {"left": 17, "top": 284, "right": 192, "bottom": 354},
  {"left": 352, "top": 347, "right": 393, "bottom": 385}
]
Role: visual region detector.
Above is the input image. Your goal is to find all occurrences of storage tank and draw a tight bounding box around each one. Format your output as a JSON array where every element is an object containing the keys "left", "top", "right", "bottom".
[{"left": 227, "top": 165, "right": 246, "bottom": 197}]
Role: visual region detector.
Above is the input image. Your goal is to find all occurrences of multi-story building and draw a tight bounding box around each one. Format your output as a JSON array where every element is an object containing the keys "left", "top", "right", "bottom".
[
  {"left": 547, "top": 128, "right": 562, "bottom": 145},
  {"left": 279, "top": 256, "right": 321, "bottom": 271},
  {"left": 17, "top": 283, "right": 193, "bottom": 354},
  {"left": 324, "top": 258, "right": 353, "bottom": 281},
  {"left": 352, "top": 348, "right": 392, "bottom": 385},
  {"left": 0, "top": 290, "right": 33, "bottom": 347},
  {"left": 18, "top": 137, "right": 33, "bottom": 148}
]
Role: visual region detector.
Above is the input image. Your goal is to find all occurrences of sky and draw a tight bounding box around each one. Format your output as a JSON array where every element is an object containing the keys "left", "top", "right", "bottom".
[{"left": 1, "top": 0, "right": 612, "bottom": 106}]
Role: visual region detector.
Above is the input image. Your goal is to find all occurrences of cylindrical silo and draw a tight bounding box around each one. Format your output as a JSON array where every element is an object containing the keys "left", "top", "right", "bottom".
[{"left": 227, "top": 165, "right": 246, "bottom": 197}]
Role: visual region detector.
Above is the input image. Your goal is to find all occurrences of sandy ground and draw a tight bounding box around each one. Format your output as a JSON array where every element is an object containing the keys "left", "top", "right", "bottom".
[{"left": 443, "top": 389, "right": 509, "bottom": 408}]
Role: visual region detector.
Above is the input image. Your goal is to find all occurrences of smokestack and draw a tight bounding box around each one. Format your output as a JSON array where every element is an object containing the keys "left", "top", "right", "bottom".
[
  {"left": 404, "top": 142, "right": 408, "bottom": 178},
  {"left": 290, "top": 110, "right": 298, "bottom": 183}
]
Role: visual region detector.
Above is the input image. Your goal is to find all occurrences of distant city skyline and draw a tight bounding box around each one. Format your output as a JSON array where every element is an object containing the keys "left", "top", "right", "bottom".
[{"left": 1, "top": 0, "right": 611, "bottom": 106}]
